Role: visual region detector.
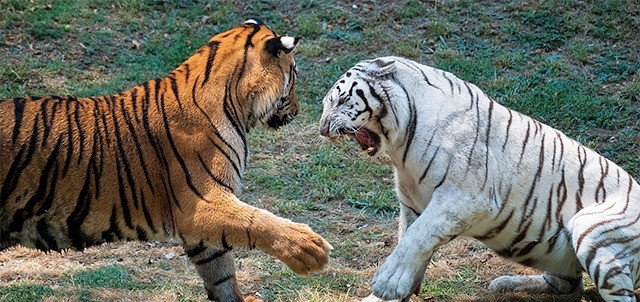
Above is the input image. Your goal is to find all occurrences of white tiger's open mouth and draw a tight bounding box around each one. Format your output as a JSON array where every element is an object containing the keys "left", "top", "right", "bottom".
[{"left": 321, "top": 126, "right": 380, "bottom": 156}]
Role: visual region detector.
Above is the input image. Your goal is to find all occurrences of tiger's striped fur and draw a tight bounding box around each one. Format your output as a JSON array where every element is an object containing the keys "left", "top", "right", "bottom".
[
  {"left": 319, "top": 56, "right": 640, "bottom": 302},
  {"left": 0, "top": 19, "right": 331, "bottom": 302}
]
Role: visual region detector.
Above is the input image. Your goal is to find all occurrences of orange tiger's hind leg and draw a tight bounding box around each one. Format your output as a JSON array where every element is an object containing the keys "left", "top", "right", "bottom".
[{"left": 184, "top": 243, "right": 243, "bottom": 301}]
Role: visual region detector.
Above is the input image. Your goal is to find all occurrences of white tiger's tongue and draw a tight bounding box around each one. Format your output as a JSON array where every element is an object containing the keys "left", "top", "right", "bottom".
[{"left": 354, "top": 129, "right": 375, "bottom": 154}]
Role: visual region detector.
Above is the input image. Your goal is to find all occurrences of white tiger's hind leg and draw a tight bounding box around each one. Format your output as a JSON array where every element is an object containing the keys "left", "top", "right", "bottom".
[
  {"left": 571, "top": 209, "right": 639, "bottom": 302},
  {"left": 489, "top": 272, "right": 583, "bottom": 294}
]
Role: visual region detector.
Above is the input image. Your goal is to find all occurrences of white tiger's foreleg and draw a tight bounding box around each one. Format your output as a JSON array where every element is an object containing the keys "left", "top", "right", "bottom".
[
  {"left": 361, "top": 204, "right": 420, "bottom": 302},
  {"left": 571, "top": 208, "right": 638, "bottom": 302},
  {"left": 370, "top": 189, "right": 486, "bottom": 300}
]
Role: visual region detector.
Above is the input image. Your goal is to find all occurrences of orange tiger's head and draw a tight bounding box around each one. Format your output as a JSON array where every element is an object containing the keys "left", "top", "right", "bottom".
[{"left": 188, "top": 18, "right": 300, "bottom": 130}]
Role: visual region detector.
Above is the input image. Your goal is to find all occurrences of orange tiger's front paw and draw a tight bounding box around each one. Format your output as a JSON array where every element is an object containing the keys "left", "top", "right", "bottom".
[
  {"left": 244, "top": 296, "right": 263, "bottom": 302},
  {"left": 271, "top": 222, "right": 332, "bottom": 275}
]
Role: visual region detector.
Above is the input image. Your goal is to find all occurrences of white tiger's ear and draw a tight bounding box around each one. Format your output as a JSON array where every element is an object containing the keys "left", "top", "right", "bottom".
[{"left": 365, "top": 58, "right": 396, "bottom": 78}]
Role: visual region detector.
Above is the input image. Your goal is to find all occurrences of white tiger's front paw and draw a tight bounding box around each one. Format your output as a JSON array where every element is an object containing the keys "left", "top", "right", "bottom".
[
  {"left": 370, "top": 248, "right": 426, "bottom": 300},
  {"left": 360, "top": 294, "right": 399, "bottom": 302}
]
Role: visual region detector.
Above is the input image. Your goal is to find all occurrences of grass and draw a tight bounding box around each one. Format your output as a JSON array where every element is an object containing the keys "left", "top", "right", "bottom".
[{"left": 0, "top": 0, "right": 638, "bottom": 301}]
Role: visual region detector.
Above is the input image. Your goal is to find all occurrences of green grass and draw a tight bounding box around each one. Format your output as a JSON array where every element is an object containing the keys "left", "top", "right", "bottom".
[
  {"left": 66, "top": 264, "right": 144, "bottom": 289},
  {"left": 0, "top": 283, "right": 55, "bottom": 302},
  {"left": 0, "top": 0, "right": 638, "bottom": 301},
  {"left": 420, "top": 266, "right": 482, "bottom": 300}
]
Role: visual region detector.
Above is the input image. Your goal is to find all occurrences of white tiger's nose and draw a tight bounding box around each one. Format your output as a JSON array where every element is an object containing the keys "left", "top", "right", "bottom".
[{"left": 319, "top": 124, "right": 330, "bottom": 137}]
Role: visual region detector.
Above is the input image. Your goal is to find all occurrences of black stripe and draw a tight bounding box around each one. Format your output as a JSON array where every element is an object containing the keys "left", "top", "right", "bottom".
[
  {"left": 115, "top": 154, "right": 135, "bottom": 229},
  {"left": 555, "top": 169, "right": 567, "bottom": 224},
  {"left": 2, "top": 113, "right": 41, "bottom": 205},
  {"left": 576, "top": 145, "right": 587, "bottom": 210},
  {"left": 141, "top": 81, "right": 168, "bottom": 174},
  {"left": 223, "top": 90, "right": 248, "bottom": 167},
  {"left": 91, "top": 103, "right": 105, "bottom": 199},
  {"left": 464, "top": 82, "right": 474, "bottom": 109},
  {"left": 419, "top": 146, "right": 440, "bottom": 183},
  {"left": 502, "top": 109, "right": 513, "bottom": 151},
  {"left": 395, "top": 77, "right": 416, "bottom": 166},
  {"left": 169, "top": 76, "right": 183, "bottom": 111},
  {"left": 190, "top": 76, "right": 243, "bottom": 172},
  {"left": 244, "top": 23, "right": 261, "bottom": 48},
  {"left": 102, "top": 205, "right": 124, "bottom": 241},
  {"left": 97, "top": 97, "right": 112, "bottom": 146},
  {"left": 36, "top": 136, "right": 62, "bottom": 215},
  {"left": 475, "top": 209, "right": 515, "bottom": 241},
  {"left": 224, "top": 76, "right": 246, "bottom": 133},
  {"left": 398, "top": 60, "right": 444, "bottom": 92},
  {"left": 136, "top": 226, "right": 148, "bottom": 241},
  {"left": 159, "top": 88, "right": 209, "bottom": 201},
  {"left": 67, "top": 159, "right": 94, "bottom": 249},
  {"left": 130, "top": 87, "right": 140, "bottom": 123},
  {"left": 40, "top": 100, "right": 51, "bottom": 146},
  {"left": 595, "top": 157, "right": 608, "bottom": 203},
  {"left": 12, "top": 98, "right": 25, "bottom": 143},
  {"left": 37, "top": 219, "right": 59, "bottom": 251},
  {"left": 197, "top": 153, "right": 234, "bottom": 192},
  {"left": 522, "top": 133, "right": 546, "bottom": 221},
  {"left": 201, "top": 41, "right": 219, "bottom": 87},
  {"left": 482, "top": 100, "right": 494, "bottom": 189},
  {"left": 207, "top": 137, "right": 241, "bottom": 180},
  {"left": 434, "top": 161, "right": 451, "bottom": 190},
  {"left": 442, "top": 71, "right": 454, "bottom": 95},
  {"left": 195, "top": 249, "right": 229, "bottom": 265},
  {"left": 213, "top": 275, "right": 234, "bottom": 286},
  {"left": 517, "top": 121, "right": 531, "bottom": 167},
  {"left": 465, "top": 92, "right": 482, "bottom": 173},
  {"left": 110, "top": 96, "right": 140, "bottom": 210},
  {"left": 9, "top": 135, "right": 63, "bottom": 232},
  {"left": 185, "top": 240, "right": 206, "bottom": 257},
  {"left": 221, "top": 230, "right": 232, "bottom": 250},
  {"left": 63, "top": 101, "right": 74, "bottom": 176},
  {"left": 118, "top": 93, "right": 155, "bottom": 194},
  {"left": 1, "top": 144, "right": 26, "bottom": 206},
  {"left": 139, "top": 189, "right": 157, "bottom": 233},
  {"left": 184, "top": 64, "right": 190, "bottom": 83}
]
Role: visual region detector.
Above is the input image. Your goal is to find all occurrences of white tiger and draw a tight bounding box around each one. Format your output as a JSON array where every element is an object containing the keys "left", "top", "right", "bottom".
[{"left": 318, "top": 56, "right": 640, "bottom": 302}]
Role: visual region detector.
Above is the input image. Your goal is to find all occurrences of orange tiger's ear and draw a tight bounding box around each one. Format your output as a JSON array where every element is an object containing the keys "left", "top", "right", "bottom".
[{"left": 266, "top": 36, "right": 301, "bottom": 57}]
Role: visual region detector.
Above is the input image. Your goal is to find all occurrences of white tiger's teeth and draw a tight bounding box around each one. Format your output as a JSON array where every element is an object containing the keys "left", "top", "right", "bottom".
[{"left": 366, "top": 147, "right": 375, "bottom": 153}]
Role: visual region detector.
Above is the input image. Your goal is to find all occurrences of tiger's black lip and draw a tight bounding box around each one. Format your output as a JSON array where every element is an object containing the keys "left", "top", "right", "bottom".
[{"left": 267, "top": 113, "right": 295, "bottom": 130}]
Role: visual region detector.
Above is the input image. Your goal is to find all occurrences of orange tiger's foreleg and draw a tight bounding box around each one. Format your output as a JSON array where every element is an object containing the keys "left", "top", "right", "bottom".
[{"left": 175, "top": 190, "right": 332, "bottom": 276}]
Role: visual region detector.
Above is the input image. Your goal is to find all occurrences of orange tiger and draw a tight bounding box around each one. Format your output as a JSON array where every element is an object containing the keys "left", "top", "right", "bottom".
[{"left": 0, "top": 19, "right": 331, "bottom": 302}]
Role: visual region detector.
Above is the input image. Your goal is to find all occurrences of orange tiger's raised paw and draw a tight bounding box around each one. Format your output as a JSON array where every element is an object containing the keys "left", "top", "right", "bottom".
[{"left": 270, "top": 222, "right": 332, "bottom": 275}]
